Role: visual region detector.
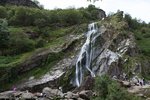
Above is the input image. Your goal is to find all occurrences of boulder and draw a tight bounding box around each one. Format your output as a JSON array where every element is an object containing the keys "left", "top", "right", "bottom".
[
  {"left": 21, "top": 91, "right": 34, "bottom": 99},
  {"left": 42, "top": 87, "right": 64, "bottom": 99},
  {"left": 0, "top": 91, "right": 14, "bottom": 99},
  {"left": 118, "top": 80, "right": 131, "bottom": 88},
  {"left": 78, "top": 90, "right": 93, "bottom": 100},
  {"left": 64, "top": 91, "right": 79, "bottom": 99}
]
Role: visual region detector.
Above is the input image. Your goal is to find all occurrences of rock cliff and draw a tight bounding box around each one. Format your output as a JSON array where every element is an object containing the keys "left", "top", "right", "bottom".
[
  {"left": 62, "top": 11, "right": 149, "bottom": 92},
  {"left": 0, "top": 11, "right": 149, "bottom": 99},
  {"left": 11, "top": 11, "right": 146, "bottom": 92}
]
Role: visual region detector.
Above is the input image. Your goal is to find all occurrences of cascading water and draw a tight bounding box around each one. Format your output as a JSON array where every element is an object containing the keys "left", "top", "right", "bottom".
[{"left": 75, "top": 22, "right": 99, "bottom": 87}]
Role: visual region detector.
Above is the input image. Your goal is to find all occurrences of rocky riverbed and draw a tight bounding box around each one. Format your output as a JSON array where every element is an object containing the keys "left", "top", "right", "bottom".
[{"left": 0, "top": 87, "right": 94, "bottom": 100}]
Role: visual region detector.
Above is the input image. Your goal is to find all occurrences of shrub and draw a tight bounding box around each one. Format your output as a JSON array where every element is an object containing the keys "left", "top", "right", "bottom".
[
  {"left": 0, "top": 6, "right": 7, "bottom": 18},
  {"left": 1, "top": 5, "right": 102, "bottom": 27},
  {"left": 60, "top": 9, "right": 83, "bottom": 26},
  {"left": 0, "top": 19, "right": 9, "bottom": 51},
  {"left": 34, "top": 18, "right": 47, "bottom": 28},
  {"left": 12, "top": 7, "right": 35, "bottom": 26},
  {"left": 9, "top": 32, "right": 35, "bottom": 54},
  {"left": 48, "top": 10, "right": 60, "bottom": 25},
  {"left": 93, "top": 75, "right": 112, "bottom": 99},
  {"left": 86, "top": 4, "right": 101, "bottom": 20},
  {"left": 36, "top": 37, "right": 46, "bottom": 48},
  {"left": 124, "top": 14, "right": 141, "bottom": 30},
  {"left": 93, "top": 75, "right": 141, "bottom": 100}
]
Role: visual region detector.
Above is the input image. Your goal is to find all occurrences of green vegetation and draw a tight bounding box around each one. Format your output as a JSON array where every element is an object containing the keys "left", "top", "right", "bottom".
[
  {"left": 93, "top": 75, "right": 142, "bottom": 100},
  {"left": 108, "top": 12, "right": 150, "bottom": 80},
  {"left": 124, "top": 14, "right": 150, "bottom": 56},
  {"left": 0, "top": 19, "right": 9, "bottom": 52},
  {"left": 0, "top": 4, "right": 90, "bottom": 90},
  {"left": 0, "top": 5, "right": 101, "bottom": 27},
  {"left": 0, "top": 3, "right": 149, "bottom": 98},
  {"left": 0, "top": 56, "right": 20, "bottom": 64},
  {"left": 0, "top": 4, "right": 100, "bottom": 56}
]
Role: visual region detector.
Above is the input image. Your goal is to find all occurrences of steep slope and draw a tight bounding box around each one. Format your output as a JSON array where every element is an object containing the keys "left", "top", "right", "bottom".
[
  {"left": 0, "top": 8, "right": 149, "bottom": 99},
  {"left": 0, "top": 5, "right": 106, "bottom": 92},
  {"left": 61, "top": 11, "right": 150, "bottom": 94},
  {"left": 13, "top": 11, "right": 149, "bottom": 92}
]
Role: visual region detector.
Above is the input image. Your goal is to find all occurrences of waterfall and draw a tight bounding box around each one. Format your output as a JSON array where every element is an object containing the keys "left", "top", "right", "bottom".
[{"left": 75, "top": 22, "right": 99, "bottom": 87}]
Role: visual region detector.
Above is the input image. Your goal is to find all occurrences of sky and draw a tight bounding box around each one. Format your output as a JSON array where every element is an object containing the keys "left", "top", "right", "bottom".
[{"left": 37, "top": 0, "right": 150, "bottom": 23}]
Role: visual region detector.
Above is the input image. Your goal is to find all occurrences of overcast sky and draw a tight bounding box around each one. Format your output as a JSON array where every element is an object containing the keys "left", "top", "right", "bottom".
[{"left": 37, "top": 0, "right": 150, "bottom": 23}]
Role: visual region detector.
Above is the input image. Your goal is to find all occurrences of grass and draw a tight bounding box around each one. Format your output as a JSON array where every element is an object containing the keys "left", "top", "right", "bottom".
[
  {"left": 0, "top": 25, "right": 70, "bottom": 66},
  {"left": 8, "top": 27, "right": 23, "bottom": 34},
  {"left": 0, "top": 52, "right": 31, "bottom": 68},
  {"left": 0, "top": 23, "right": 86, "bottom": 91},
  {"left": 0, "top": 56, "right": 20, "bottom": 64},
  {"left": 48, "top": 27, "right": 71, "bottom": 38},
  {"left": 2, "top": 60, "right": 60, "bottom": 91},
  {"left": 137, "top": 38, "right": 150, "bottom": 56},
  {"left": 134, "top": 29, "right": 150, "bottom": 57},
  {"left": 0, "top": 24, "right": 81, "bottom": 68}
]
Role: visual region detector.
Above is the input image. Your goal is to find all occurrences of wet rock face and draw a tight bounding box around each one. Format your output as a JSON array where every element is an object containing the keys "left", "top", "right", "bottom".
[
  {"left": 72, "top": 21, "right": 139, "bottom": 88},
  {"left": 8, "top": 34, "right": 84, "bottom": 92},
  {"left": 0, "top": 0, "right": 39, "bottom": 8},
  {"left": 91, "top": 28, "right": 139, "bottom": 77}
]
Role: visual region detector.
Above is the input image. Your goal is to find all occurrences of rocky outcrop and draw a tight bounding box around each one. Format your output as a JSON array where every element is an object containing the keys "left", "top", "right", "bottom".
[
  {"left": 1, "top": 11, "right": 149, "bottom": 99},
  {"left": 0, "top": 34, "right": 84, "bottom": 92},
  {"left": 0, "top": 87, "right": 93, "bottom": 100},
  {"left": 97, "top": 9, "right": 106, "bottom": 19},
  {"left": 0, "top": 0, "right": 39, "bottom": 8},
  {"left": 60, "top": 12, "right": 145, "bottom": 91},
  {"left": 0, "top": 34, "right": 83, "bottom": 92}
]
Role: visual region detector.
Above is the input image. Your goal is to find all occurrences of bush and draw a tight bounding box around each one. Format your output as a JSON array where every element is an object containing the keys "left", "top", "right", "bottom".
[
  {"left": 11, "top": 7, "right": 35, "bottom": 26},
  {"left": 0, "top": 19, "right": 9, "bottom": 51},
  {"left": 87, "top": 5, "right": 100, "bottom": 20},
  {"left": 9, "top": 32, "right": 35, "bottom": 54},
  {"left": 0, "top": 5, "right": 101, "bottom": 27},
  {"left": 124, "top": 14, "right": 141, "bottom": 30},
  {"left": 60, "top": 9, "right": 83, "bottom": 26},
  {"left": 34, "top": 18, "right": 47, "bottom": 28},
  {"left": 36, "top": 37, "right": 46, "bottom": 48},
  {"left": 0, "top": 6, "right": 7, "bottom": 18},
  {"left": 93, "top": 75, "right": 141, "bottom": 100}
]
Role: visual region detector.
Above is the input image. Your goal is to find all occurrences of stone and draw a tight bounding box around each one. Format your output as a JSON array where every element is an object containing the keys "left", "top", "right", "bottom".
[
  {"left": 97, "top": 9, "right": 106, "bottom": 19},
  {"left": 79, "top": 90, "right": 92, "bottom": 100},
  {"left": 42, "top": 87, "right": 64, "bottom": 99},
  {"left": 21, "top": 92, "right": 34, "bottom": 99},
  {"left": 34, "top": 92, "right": 43, "bottom": 97},
  {"left": 78, "top": 98, "right": 84, "bottom": 100},
  {"left": 64, "top": 92, "right": 74, "bottom": 99},
  {"left": 42, "top": 87, "right": 53, "bottom": 98},
  {"left": 119, "top": 81, "right": 131, "bottom": 88},
  {"left": 0, "top": 91, "right": 15, "bottom": 99},
  {"left": 64, "top": 91, "right": 79, "bottom": 99},
  {"left": 77, "top": 76, "right": 95, "bottom": 91}
]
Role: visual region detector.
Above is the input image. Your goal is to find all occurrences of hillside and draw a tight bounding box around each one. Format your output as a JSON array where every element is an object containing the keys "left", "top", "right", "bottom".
[
  {"left": 0, "top": 0, "right": 39, "bottom": 8},
  {"left": 0, "top": 4, "right": 150, "bottom": 100}
]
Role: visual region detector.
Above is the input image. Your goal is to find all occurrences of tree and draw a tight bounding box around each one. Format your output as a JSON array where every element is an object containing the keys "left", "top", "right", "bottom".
[
  {"left": 0, "top": 6, "right": 7, "bottom": 18},
  {"left": 0, "top": 19, "right": 9, "bottom": 51}
]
